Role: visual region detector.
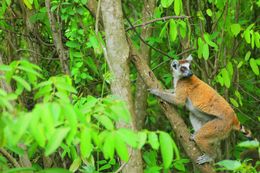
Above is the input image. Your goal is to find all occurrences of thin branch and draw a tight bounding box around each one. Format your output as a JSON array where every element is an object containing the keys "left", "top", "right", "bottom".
[
  {"left": 151, "top": 48, "right": 196, "bottom": 71},
  {"left": 45, "top": 0, "right": 70, "bottom": 75},
  {"left": 234, "top": 107, "right": 258, "bottom": 123},
  {"left": 123, "top": 7, "right": 173, "bottom": 59},
  {"left": 238, "top": 85, "right": 260, "bottom": 102},
  {"left": 114, "top": 149, "right": 133, "bottom": 173},
  {"left": 0, "top": 148, "right": 21, "bottom": 167},
  {"left": 126, "top": 15, "right": 190, "bottom": 31}
]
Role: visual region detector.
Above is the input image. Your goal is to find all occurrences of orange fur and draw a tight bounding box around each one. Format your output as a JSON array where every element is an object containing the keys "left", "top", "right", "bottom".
[{"left": 175, "top": 75, "right": 240, "bottom": 131}]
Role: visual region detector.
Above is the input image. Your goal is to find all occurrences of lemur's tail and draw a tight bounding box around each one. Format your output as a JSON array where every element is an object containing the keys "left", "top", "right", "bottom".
[
  {"left": 233, "top": 119, "right": 253, "bottom": 139},
  {"left": 239, "top": 125, "right": 253, "bottom": 139}
]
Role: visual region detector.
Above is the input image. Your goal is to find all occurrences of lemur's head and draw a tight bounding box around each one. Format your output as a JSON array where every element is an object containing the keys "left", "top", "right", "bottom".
[{"left": 171, "top": 55, "right": 193, "bottom": 79}]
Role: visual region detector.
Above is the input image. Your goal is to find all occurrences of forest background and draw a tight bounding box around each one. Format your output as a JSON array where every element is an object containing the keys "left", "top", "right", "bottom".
[{"left": 0, "top": 0, "right": 259, "bottom": 173}]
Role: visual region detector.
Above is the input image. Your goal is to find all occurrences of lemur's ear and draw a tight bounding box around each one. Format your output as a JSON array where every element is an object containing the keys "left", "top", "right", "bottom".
[
  {"left": 186, "top": 55, "right": 193, "bottom": 62},
  {"left": 171, "top": 60, "right": 179, "bottom": 69}
]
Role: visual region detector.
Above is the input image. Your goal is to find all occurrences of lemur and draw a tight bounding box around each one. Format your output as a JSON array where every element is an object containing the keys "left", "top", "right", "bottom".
[{"left": 149, "top": 55, "right": 251, "bottom": 164}]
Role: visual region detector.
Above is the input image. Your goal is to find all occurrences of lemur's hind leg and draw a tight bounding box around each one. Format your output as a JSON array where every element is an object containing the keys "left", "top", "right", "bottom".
[
  {"left": 194, "top": 119, "right": 230, "bottom": 164},
  {"left": 189, "top": 113, "right": 204, "bottom": 140}
]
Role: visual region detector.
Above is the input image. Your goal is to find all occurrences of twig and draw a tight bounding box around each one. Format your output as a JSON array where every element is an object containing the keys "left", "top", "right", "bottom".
[
  {"left": 45, "top": 0, "right": 70, "bottom": 75},
  {"left": 238, "top": 85, "right": 260, "bottom": 102},
  {"left": 126, "top": 15, "right": 190, "bottom": 31},
  {"left": 234, "top": 107, "right": 258, "bottom": 124},
  {"left": 123, "top": 7, "right": 173, "bottom": 59},
  {"left": 0, "top": 148, "right": 21, "bottom": 167},
  {"left": 151, "top": 48, "right": 196, "bottom": 71},
  {"left": 114, "top": 149, "right": 133, "bottom": 173}
]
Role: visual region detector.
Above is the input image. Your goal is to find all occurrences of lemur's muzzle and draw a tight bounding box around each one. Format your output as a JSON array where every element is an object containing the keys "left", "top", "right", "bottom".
[{"left": 185, "top": 71, "right": 193, "bottom": 78}]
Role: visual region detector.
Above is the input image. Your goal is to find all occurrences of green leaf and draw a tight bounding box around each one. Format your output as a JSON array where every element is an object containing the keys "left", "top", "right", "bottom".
[
  {"left": 173, "top": 159, "right": 190, "bottom": 171},
  {"left": 12, "top": 75, "right": 31, "bottom": 91},
  {"left": 62, "top": 105, "right": 77, "bottom": 145},
  {"left": 30, "top": 108, "right": 46, "bottom": 147},
  {"left": 244, "top": 29, "right": 251, "bottom": 44},
  {"left": 69, "top": 157, "right": 81, "bottom": 172},
  {"left": 94, "top": 115, "right": 114, "bottom": 130},
  {"left": 159, "top": 22, "right": 168, "bottom": 38},
  {"left": 161, "top": 0, "right": 174, "bottom": 8},
  {"left": 3, "top": 167, "right": 36, "bottom": 173},
  {"left": 206, "top": 9, "right": 212, "bottom": 16},
  {"left": 204, "top": 33, "right": 218, "bottom": 49},
  {"left": 159, "top": 132, "right": 173, "bottom": 169},
  {"left": 137, "top": 131, "right": 147, "bottom": 149},
  {"left": 5, "top": 0, "right": 11, "bottom": 5},
  {"left": 251, "top": 30, "right": 255, "bottom": 49},
  {"left": 254, "top": 32, "right": 260, "bottom": 48},
  {"left": 256, "top": 58, "right": 260, "bottom": 65},
  {"left": 178, "top": 20, "right": 186, "bottom": 38},
  {"left": 237, "top": 61, "right": 244, "bottom": 69},
  {"left": 216, "top": 160, "right": 241, "bottom": 171},
  {"left": 20, "top": 60, "right": 42, "bottom": 71},
  {"left": 197, "top": 37, "right": 204, "bottom": 58},
  {"left": 169, "top": 20, "right": 177, "bottom": 42},
  {"left": 221, "top": 68, "right": 230, "bottom": 88},
  {"left": 80, "top": 128, "right": 93, "bottom": 158},
  {"left": 174, "top": 0, "right": 182, "bottom": 15},
  {"left": 238, "top": 140, "right": 259, "bottom": 148},
  {"left": 244, "top": 51, "right": 251, "bottom": 61},
  {"left": 17, "top": 113, "right": 32, "bottom": 140},
  {"left": 148, "top": 132, "right": 159, "bottom": 150},
  {"left": 172, "top": 139, "right": 180, "bottom": 159},
  {"left": 45, "top": 127, "right": 70, "bottom": 156},
  {"left": 103, "top": 132, "right": 115, "bottom": 159},
  {"left": 66, "top": 41, "right": 80, "bottom": 48},
  {"left": 0, "top": 64, "right": 12, "bottom": 72},
  {"left": 227, "top": 61, "right": 233, "bottom": 77},
  {"left": 115, "top": 133, "right": 129, "bottom": 161},
  {"left": 116, "top": 128, "right": 138, "bottom": 148},
  {"left": 17, "top": 66, "right": 42, "bottom": 78},
  {"left": 23, "top": 0, "right": 32, "bottom": 9},
  {"left": 249, "top": 58, "right": 259, "bottom": 75},
  {"left": 230, "top": 24, "right": 241, "bottom": 37},
  {"left": 230, "top": 98, "right": 239, "bottom": 107},
  {"left": 37, "top": 168, "right": 72, "bottom": 173},
  {"left": 54, "top": 82, "right": 77, "bottom": 93},
  {"left": 202, "top": 43, "right": 209, "bottom": 60}
]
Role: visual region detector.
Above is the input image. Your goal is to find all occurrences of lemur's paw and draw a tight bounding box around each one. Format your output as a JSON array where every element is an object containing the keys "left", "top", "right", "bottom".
[
  {"left": 189, "top": 133, "right": 196, "bottom": 141},
  {"left": 196, "top": 154, "right": 213, "bottom": 165},
  {"left": 148, "top": 88, "right": 160, "bottom": 95},
  {"left": 166, "top": 89, "right": 175, "bottom": 93}
]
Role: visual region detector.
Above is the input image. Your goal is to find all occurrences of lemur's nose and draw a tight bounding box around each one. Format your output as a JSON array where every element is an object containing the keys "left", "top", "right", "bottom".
[{"left": 180, "top": 66, "right": 187, "bottom": 72}]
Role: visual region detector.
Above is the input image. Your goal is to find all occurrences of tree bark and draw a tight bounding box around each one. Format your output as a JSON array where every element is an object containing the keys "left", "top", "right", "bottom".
[
  {"left": 135, "top": 0, "right": 156, "bottom": 130},
  {"left": 129, "top": 41, "right": 216, "bottom": 173},
  {"left": 101, "top": 0, "right": 143, "bottom": 173},
  {"left": 45, "top": 0, "right": 70, "bottom": 75}
]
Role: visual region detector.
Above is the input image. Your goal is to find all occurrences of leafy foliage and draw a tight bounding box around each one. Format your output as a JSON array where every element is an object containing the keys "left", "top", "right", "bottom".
[{"left": 0, "top": 0, "right": 259, "bottom": 172}]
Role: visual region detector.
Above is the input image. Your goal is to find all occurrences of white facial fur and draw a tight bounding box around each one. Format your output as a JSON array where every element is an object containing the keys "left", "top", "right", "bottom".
[{"left": 171, "top": 55, "right": 193, "bottom": 89}]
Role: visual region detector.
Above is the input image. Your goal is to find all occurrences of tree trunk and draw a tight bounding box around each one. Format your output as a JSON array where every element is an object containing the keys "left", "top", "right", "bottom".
[
  {"left": 135, "top": 0, "right": 156, "bottom": 130},
  {"left": 101, "top": 0, "right": 143, "bottom": 173}
]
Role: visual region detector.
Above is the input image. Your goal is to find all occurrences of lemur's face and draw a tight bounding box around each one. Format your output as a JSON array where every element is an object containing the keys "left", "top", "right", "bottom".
[{"left": 171, "top": 55, "right": 193, "bottom": 78}]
